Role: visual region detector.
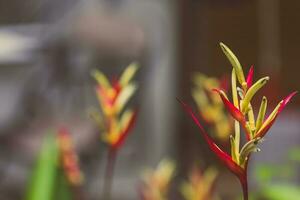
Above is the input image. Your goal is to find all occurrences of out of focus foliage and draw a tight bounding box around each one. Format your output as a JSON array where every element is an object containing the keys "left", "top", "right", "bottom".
[
  {"left": 25, "top": 130, "right": 84, "bottom": 200},
  {"left": 253, "top": 147, "right": 300, "bottom": 200}
]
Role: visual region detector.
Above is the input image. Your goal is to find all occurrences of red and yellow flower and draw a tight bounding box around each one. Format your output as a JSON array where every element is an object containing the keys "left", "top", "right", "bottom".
[
  {"left": 179, "top": 43, "right": 297, "bottom": 200},
  {"left": 91, "top": 63, "right": 139, "bottom": 150}
]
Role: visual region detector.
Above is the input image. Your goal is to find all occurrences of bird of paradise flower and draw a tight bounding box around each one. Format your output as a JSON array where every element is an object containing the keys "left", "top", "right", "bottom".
[
  {"left": 178, "top": 43, "right": 297, "bottom": 200},
  {"left": 90, "top": 63, "right": 139, "bottom": 199}
]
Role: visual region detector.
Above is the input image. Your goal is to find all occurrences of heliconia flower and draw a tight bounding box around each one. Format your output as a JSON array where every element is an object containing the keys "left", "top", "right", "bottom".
[
  {"left": 180, "top": 43, "right": 297, "bottom": 200},
  {"left": 92, "top": 62, "right": 139, "bottom": 117},
  {"left": 57, "top": 127, "right": 84, "bottom": 186},
  {"left": 192, "top": 73, "right": 232, "bottom": 141},
  {"left": 180, "top": 166, "right": 218, "bottom": 200},
  {"left": 139, "top": 159, "right": 176, "bottom": 200},
  {"left": 90, "top": 63, "right": 139, "bottom": 150}
]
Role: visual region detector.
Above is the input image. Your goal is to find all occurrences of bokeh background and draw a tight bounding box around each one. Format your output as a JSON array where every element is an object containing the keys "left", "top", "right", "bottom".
[{"left": 0, "top": 0, "right": 300, "bottom": 199}]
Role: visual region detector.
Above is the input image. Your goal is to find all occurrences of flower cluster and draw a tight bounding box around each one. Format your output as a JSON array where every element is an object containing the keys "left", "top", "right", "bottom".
[
  {"left": 180, "top": 166, "right": 218, "bottom": 200},
  {"left": 91, "top": 63, "right": 139, "bottom": 150},
  {"left": 192, "top": 73, "right": 232, "bottom": 141},
  {"left": 57, "top": 127, "right": 84, "bottom": 186},
  {"left": 179, "top": 43, "right": 297, "bottom": 200},
  {"left": 140, "top": 160, "right": 176, "bottom": 200}
]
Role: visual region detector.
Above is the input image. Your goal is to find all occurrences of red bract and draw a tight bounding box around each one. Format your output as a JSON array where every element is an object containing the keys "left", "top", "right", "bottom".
[
  {"left": 246, "top": 65, "right": 254, "bottom": 88},
  {"left": 178, "top": 99, "right": 244, "bottom": 177},
  {"left": 111, "top": 109, "right": 138, "bottom": 150},
  {"left": 213, "top": 89, "right": 251, "bottom": 140},
  {"left": 212, "top": 89, "right": 245, "bottom": 123},
  {"left": 255, "top": 91, "right": 297, "bottom": 138}
]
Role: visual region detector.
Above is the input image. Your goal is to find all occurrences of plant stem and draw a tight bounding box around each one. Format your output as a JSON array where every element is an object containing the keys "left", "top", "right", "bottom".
[
  {"left": 241, "top": 162, "right": 249, "bottom": 200},
  {"left": 102, "top": 148, "right": 117, "bottom": 200}
]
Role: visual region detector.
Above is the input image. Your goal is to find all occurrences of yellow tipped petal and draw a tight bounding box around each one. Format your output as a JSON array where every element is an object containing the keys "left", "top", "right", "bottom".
[
  {"left": 256, "top": 96, "right": 268, "bottom": 132},
  {"left": 120, "top": 109, "right": 134, "bottom": 131},
  {"left": 91, "top": 69, "right": 111, "bottom": 89},
  {"left": 256, "top": 100, "right": 282, "bottom": 135},
  {"left": 220, "top": 42, "right": 245, "bottom": 86},
  {"left": 119, "top": 62, "right": 139, "bottom": 87},
  {"left": 115, "top": 83, "right": 138, "bottom": 114},
  {"left": 241, "top": 76, "right": 269, "bottom": 113}
]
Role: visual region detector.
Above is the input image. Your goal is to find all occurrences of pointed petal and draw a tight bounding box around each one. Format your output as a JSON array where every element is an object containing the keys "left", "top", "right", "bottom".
[
  {"left": 213, "top": 89, "right": 251, "bottom": 140},
  {"left": 213, "top": 89, "right": 245, "bottom": 123},
  {"left": 219, "top": 42, "right": 246, "bottom": 86},
  {"left": 119, "top": 62, "right": 139, "bottom": 87},
  {"left": 255, "top": 91, "right": 297, "bottom": 138},
  {"left": 241, "top": 76, "right": 269, "bottom": 113},
  {"left": 255, "top": 96, "right": 267, "bottom": 131},
  {"left": 91, "top": 69, "right": 111, "bottom": 89},
  {"left": 112, "top": 109, "right": 138, "bottom": 149},
  {"left": 280, "top": 91, "right": 298, "bottom": 112},
  {"left": 115, "top": 83, "right": 138, "bottom": 114},
  {"left": 246, "top": 65, "right": 254, "bottom": 88},
  {"left": 177, "top": 99, "right": 244, "bottom": 177}
]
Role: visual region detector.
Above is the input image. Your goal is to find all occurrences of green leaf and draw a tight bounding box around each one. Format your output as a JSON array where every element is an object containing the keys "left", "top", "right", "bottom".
[
  {"left": 288, "top": 147, "right": 300, "bottom": 162},
  {"left": 254, "top": 164, "right": 278, "bottom": 183},
  {"left": 25, "top": 134, "right": 59, "bottom": 200},
  {"left": 54, "top": 170, "right": 73, "bottom": 200},
  {"left": 262, "top": 183, "right": 300, "bottom": 200}
]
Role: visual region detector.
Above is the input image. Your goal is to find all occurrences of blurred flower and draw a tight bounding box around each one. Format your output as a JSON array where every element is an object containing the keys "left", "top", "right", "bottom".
[
  {"left": 192, "top": 73, "right": 232, "bottom": 141},
  {"left": 180, "top": 167, "right": 218, "bottom": 200},
  {"left": 57, "top": 127, "right": 84, "bottom": 186},
  {"left": 90, "top": 62, "right": 139, "bottom": 150},
  {"left": 140, "top": 159, "right": 176, "bottom": 200},
  {"left": 179, "top": 43, "right": 297, "bottom": 200}
]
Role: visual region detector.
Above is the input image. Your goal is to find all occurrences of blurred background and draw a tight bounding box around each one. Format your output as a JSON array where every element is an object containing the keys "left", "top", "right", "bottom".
[{"left": 0, "top": 0, "right": 300, "bottom": 199}]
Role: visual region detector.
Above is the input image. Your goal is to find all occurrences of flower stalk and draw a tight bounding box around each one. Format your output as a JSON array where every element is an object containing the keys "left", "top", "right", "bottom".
[{"left": 90, "top": 63, "right": 139, "bottom": 199}]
